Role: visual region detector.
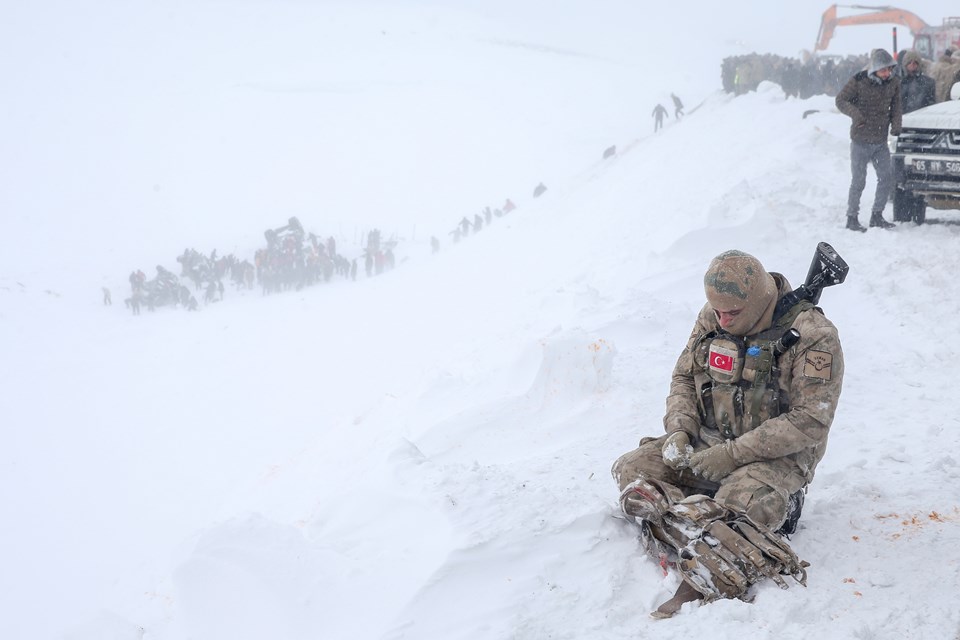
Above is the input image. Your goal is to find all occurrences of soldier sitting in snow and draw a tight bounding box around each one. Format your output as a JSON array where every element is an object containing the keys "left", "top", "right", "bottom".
[{"left": 612, "top": 250, "right": 844, "bottom": 617}]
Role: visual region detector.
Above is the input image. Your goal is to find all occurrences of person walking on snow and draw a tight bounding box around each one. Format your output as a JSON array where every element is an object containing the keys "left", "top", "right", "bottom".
[
  {"left": 836, "top": 48, "right": 901, "bottom": 231},
  {"left": 652, "top": 103, "right": 668, "bottom": 132},
  {"left": 670, "top": 93, "right": 684, "bottom": 119}
]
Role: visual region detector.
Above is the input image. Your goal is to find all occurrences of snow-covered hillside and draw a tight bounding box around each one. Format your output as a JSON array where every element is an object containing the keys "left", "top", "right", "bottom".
[{"left": 3, "top": 2, "right": 960, "bottom": 640}]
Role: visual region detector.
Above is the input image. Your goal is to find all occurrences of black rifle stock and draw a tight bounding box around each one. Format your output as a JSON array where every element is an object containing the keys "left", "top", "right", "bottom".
[{"left": 774, "top": 242, "right": 849, "bottom": 319}]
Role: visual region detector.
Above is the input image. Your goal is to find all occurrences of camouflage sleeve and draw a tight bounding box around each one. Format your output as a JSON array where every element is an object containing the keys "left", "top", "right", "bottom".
[
  {"left": 730, "top": 313, "right": 844, "bottom": 462},
  {"left": 662, "top": 307, "right": 712, "bottom": 440}
]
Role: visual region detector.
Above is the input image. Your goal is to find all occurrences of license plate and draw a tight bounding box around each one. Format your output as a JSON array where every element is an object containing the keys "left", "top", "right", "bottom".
[{"left": 910, "top": 158, "right": 960, "bottom": 174}]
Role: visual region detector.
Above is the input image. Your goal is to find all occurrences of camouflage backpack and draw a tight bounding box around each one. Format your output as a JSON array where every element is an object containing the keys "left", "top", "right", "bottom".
[{"left": 620, "top": 478, "right": 809, "bottom": 614}]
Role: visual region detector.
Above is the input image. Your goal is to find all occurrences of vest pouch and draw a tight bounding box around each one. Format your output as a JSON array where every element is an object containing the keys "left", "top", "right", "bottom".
[
  {"left": 710, "top": 383, "right": 743, "bottom": 440},
  {"left": 706, "top": 337, "right": 744, "bottom": 384},
  {"left": 746, "top": 385, "right": 781, "bottom": 429},
  {"left": 741, "top": 342, "right": 773, "bottom": 383}
]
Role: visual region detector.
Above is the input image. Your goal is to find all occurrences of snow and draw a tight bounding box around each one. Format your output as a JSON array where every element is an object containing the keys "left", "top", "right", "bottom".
[
  {"left": 3, "top": 1, "right": 960, "bottom": 639},
  {"left": 901, "top": 97, "right": 960, "bottom": 130}
]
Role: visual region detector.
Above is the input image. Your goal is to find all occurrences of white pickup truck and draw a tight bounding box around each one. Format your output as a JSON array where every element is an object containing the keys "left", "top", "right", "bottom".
[{"left": 891, "top": 87, "right": 960, "bottom": 224}]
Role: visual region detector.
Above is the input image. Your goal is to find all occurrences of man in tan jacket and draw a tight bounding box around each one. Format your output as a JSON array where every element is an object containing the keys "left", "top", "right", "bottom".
[{"left": 612, "top": 250, "right": 844, "bottom": 616}]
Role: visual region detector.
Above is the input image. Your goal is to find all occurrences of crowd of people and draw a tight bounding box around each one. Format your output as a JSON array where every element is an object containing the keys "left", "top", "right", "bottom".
[
  {"left": 114, "top": 182, "right": 555, "bottom": 316},
  {"left": 117, "top": 217, "right": 401, "bottom": 315},
  {"left": 722, "top": 49, "right": 960, "bottom": 102},
  {"left": 722, "top": 53, "right": 869, "bottom": 98}
]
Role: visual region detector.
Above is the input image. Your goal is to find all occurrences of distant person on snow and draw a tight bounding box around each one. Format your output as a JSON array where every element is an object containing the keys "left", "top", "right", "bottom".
[
  {"left": 835, "top": 48, "right": 901, "bottom": 231},
  {"left": 129, "top": 292, "right": 142, "bottom": 315},
  {"left": 102, "top": 287, "right": 112, "bottom": 306},
  {"left": 204, "top": 281, "right": 218, "bottom": 304},
  {"left": 612, "top": 250, "right": 844, "bottom": 617},
  {"left": 533, "top": 182, "right": 547, "bottom": 198},
  {"left": 899, "top": 50, "right": 936, "bottom": 114},
  {"left": 670, "top": 93, "right": 684, "bottom": 119},
  {"left": 652, "top": 103, "right": 668, "bottom": 132}
]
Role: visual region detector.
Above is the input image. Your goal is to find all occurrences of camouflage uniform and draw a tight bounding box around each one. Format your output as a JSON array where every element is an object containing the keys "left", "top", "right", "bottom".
[{"left": 613, "top": 267, "right": 844, "bottom": 531}]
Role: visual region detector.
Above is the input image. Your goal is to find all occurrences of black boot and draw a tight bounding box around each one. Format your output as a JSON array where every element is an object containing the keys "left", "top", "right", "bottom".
[
  {"left": 846, "top": 216, "right": 867, "bottom": 232},
  {"left": 776, "top": 489, "right": 805, "bottom": 536},
  {"left": 869, "top": 212, "right": 895, "bottom": 229}
]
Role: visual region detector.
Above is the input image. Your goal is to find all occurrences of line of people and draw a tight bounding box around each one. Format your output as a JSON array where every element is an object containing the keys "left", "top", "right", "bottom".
[
  {"left": 433, "top": 179, "right": 557, "bottom": 253},
  {"left": 443, "top": 197, "right": 517, "bottom": 247}
]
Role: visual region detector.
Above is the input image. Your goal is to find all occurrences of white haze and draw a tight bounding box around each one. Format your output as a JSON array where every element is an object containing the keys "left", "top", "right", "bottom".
[{"left": 3, "top": 2, "right": 960, "bottom": 639}]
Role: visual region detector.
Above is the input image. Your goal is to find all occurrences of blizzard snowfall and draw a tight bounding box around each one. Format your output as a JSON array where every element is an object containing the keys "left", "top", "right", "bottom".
[{"left": 3, "top": 2, "right": 960, "bottom": 639}]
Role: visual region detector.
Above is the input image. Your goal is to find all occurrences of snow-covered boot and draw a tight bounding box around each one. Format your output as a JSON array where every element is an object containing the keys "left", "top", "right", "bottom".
[
  {"left": 846, "top": 216, "right": 867, "bottom": 232},
  {"left": 869, "top": 212, "right": 895, "bottom": 228},
  {"left": 776, "top": 489, "right": 805, "bottom": 536}
]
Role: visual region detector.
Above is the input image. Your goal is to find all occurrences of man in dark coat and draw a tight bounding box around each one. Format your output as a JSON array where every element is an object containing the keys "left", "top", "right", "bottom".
[
  {"left": 652, "top": 103, "right": 668, "bottom": 131},
  {"left": 670, "top": 93, "right": 684, "bottom": 119},
  {"left": 836, "top": 49, "right": 902, "bottom": 231},
  {"left": 900, "top": 50, "right": 936, "bottom": 113}
]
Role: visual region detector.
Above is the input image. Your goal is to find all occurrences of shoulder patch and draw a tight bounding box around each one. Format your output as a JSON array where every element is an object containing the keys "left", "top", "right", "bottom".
[{"left": 803, "top": 350, "right": 833, "bottom": 380}]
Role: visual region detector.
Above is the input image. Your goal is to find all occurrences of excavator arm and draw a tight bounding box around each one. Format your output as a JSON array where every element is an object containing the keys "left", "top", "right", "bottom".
[{"left": 815, "top": 4, "right": 930, "bottom": 52}]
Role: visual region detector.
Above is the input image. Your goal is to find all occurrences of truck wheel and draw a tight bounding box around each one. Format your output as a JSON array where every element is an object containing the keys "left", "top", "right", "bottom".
[
  {"left": 893, "top": 188, "right": 913, "bottom": 222},
  {"left": 912, "top": 196, "right": 926, "bottom": 224}
]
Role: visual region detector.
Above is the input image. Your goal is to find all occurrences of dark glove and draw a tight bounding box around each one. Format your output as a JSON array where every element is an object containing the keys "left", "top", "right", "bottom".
[
  {"left": 689, "top": 441, "right": 739, "bottom": 482},
  {"left": 661, "top": 432, "right": 693, "bottom": 470}
]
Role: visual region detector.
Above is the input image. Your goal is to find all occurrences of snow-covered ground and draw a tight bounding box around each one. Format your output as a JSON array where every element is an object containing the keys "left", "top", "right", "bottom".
[{"left": 3, "top": 2, "right": 960, "bottom": 639}]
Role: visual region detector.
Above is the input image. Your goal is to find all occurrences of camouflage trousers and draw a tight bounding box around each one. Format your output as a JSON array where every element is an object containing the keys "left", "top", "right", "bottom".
[{"left": 612, "top": 434, "right": 807, "bottom": 530}]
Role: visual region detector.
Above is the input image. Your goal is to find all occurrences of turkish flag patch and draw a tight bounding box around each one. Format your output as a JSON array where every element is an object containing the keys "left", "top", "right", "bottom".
[{"left": 709, "top": 349, "right": 734, "bottom": 372}]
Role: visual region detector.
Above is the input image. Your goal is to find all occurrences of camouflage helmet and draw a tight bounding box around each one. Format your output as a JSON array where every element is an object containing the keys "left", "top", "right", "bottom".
[{"left": 704, "top": 250, "right": 777, "bottom": 336}]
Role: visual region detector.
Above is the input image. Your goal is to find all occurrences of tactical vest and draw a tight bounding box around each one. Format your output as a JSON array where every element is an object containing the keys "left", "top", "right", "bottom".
[{"left": 692, "top": 301, "right": 813, "bottom": 445}]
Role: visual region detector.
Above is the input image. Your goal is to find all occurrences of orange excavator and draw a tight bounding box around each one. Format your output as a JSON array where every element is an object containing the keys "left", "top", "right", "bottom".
[{"left": 814, "top": 4, "right": 960, "bottom": 60}]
